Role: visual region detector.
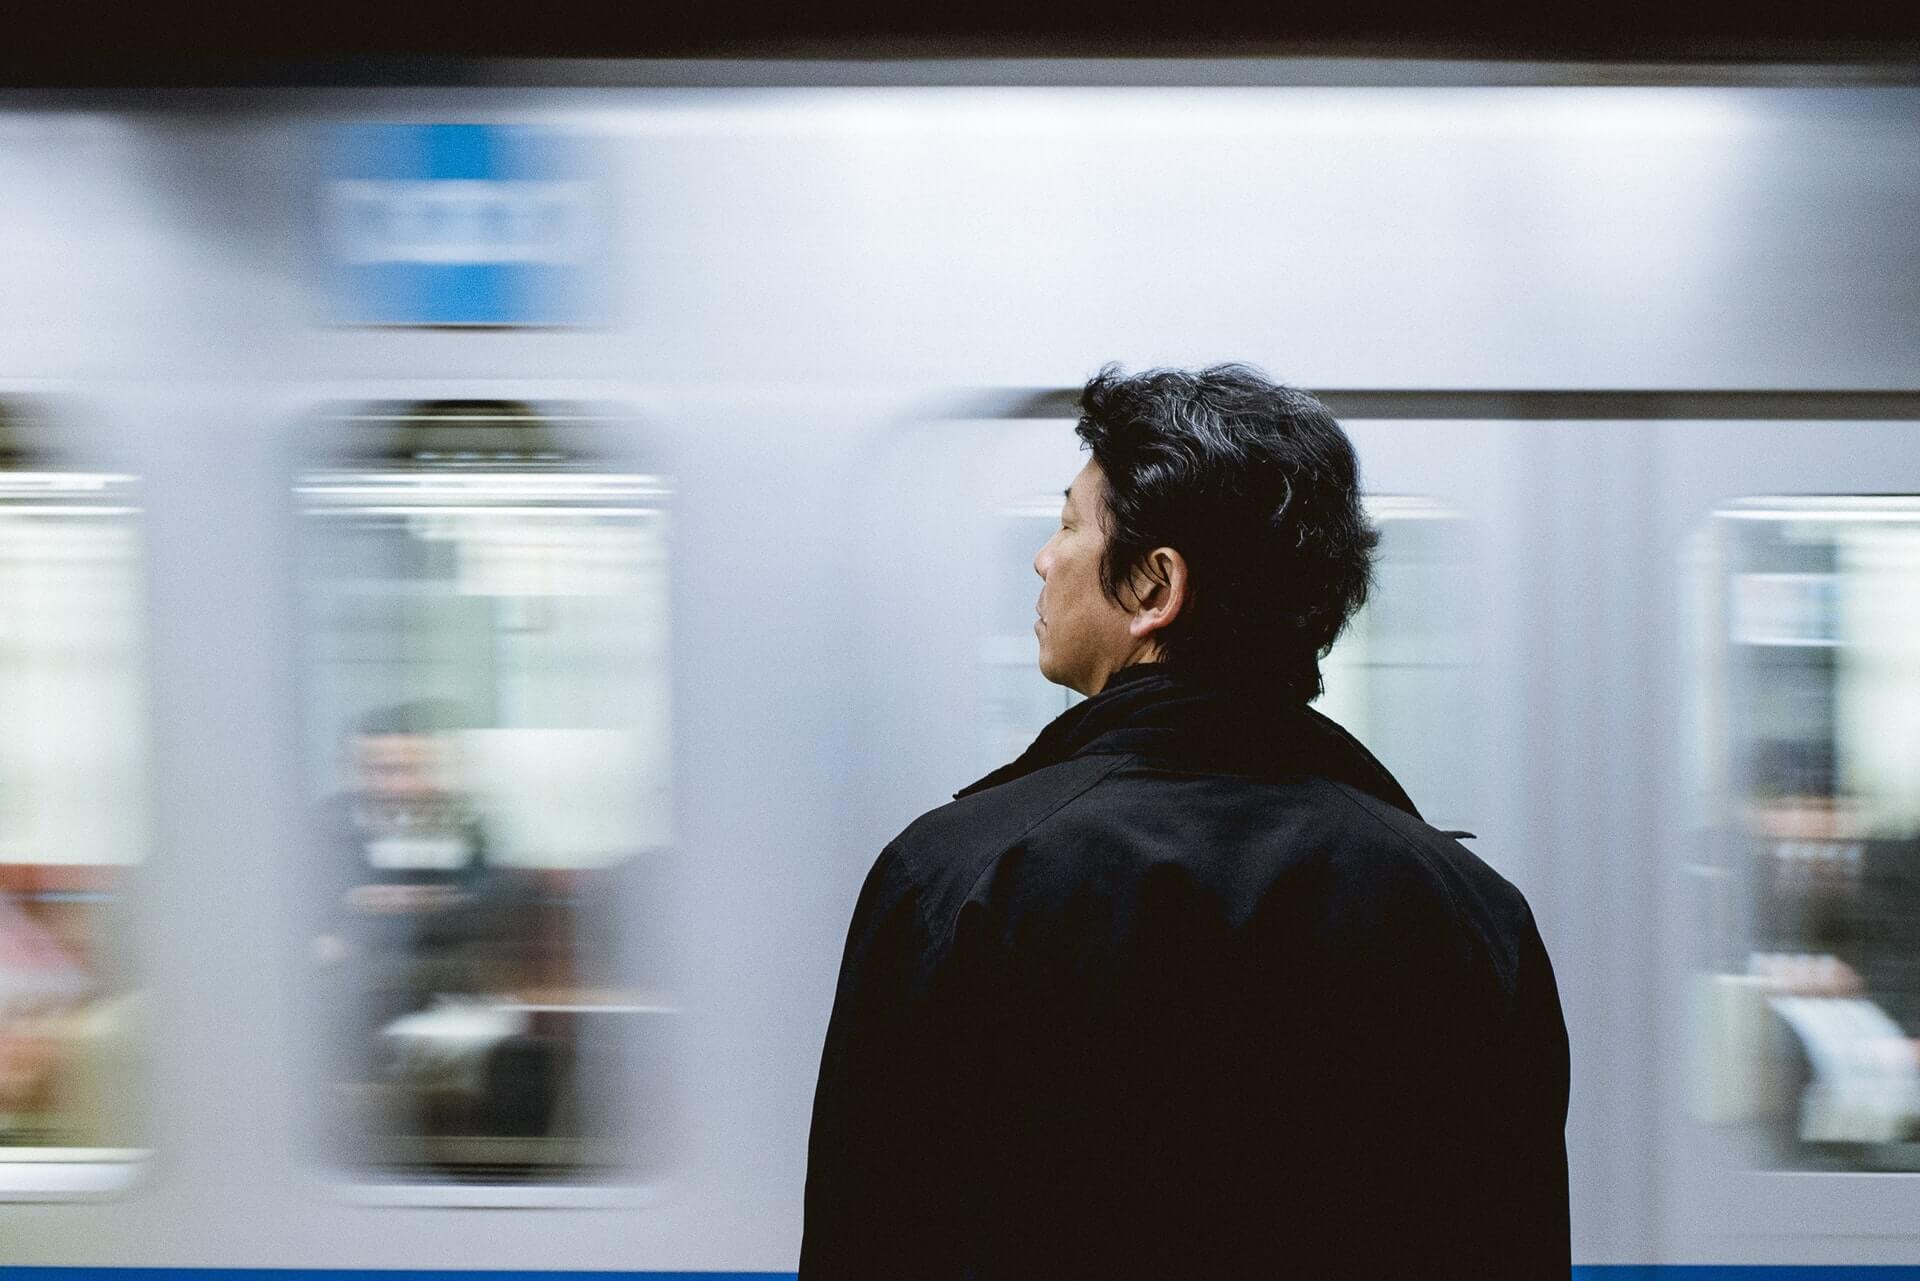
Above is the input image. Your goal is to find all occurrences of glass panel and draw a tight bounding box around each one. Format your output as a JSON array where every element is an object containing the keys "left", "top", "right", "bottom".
[
  {"left": 984, "top": 494, "right": 1475, "bottom": 827},
  {"left": 982, "top": 500, "right": 1079, "bottom": 766},
  {"left": 0, "top": 405, "right": 149, "bottom": 1175},
  {"left": 297, "top": 401, "right": 673, "bottom": 1188},
  {"left": 1319, "top": 497, "right": 1477, "bottom": 830},
  {"left": 1695, "top": 497, "right": 1920, "bottom": 1171}
]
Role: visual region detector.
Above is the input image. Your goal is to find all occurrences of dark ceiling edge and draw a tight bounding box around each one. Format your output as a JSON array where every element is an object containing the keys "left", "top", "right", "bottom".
[
  {"left": 3, "top": 55, "right": 1920, "bottom": 94},
  {"left": 421, "top": 56, "right": 1920, "bottom": 88},
  {"left": 936, "top": 390, "right": 1920, "bottom": 420}
]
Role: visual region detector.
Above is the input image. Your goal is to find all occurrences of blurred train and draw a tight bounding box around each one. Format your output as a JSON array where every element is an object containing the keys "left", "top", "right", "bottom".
[{"left": 4, "top": 66, "right": 1920, "bottom": 1277}]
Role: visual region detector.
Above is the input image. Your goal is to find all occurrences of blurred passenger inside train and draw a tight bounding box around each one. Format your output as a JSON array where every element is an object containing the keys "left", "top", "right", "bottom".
[
  {"left": 1745, "top": 739, "right": 1866, "bottom": 990},
  {"left": 1744, "top": 738, "right": 1920, "bottom": 1023},
  {"left": 1741, "top": 739, "right": 1920, "bottom": 1157},
  {"left": 315, "top": 699, "right": 512, "bottom": 1009},
  {"left": 0, "top": 886, "right": 92, "bottom": 1140},
  {"left": 313, "top": 700, "right": 530, "bottom": 1149},
  {"left": 804, "top": 364, "right": 1569, "bottom": 1280},
  {"left": 0, "top": 872, "right": 141, "bottom": 1149}
]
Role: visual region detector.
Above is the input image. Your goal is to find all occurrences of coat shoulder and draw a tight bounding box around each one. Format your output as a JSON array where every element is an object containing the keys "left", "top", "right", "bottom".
[
  {"left": 882, "top": 751, "right": 1136, "bottom": 937},
  {"left": 881, "top": 754, "right": 1547, "bottom": 1005},
  {"left": 1308, "top": 777, "right": 1540, "bottom": 987}
]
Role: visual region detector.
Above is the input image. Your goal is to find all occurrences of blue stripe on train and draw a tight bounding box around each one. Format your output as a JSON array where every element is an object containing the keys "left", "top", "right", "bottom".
[{"left": 9, "top": 1269, "right": 1920, "bottom": 1279}]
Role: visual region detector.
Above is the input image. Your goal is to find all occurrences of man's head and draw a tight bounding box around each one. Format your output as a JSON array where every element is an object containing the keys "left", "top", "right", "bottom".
[
  {"left": 1034, "top": 363, "right": 1378, "bottom": 701},
  {"left": 352, "top": 700, "right": 465, "bottom": 805},
  {"left": 1746, "top": 738, "right": 1858, "bottom": 840}
]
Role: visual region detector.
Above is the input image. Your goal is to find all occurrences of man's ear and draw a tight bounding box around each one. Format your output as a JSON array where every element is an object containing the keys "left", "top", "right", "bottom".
[{"left": 1126, "top": 546, "right": 1188, "bottom": 640}]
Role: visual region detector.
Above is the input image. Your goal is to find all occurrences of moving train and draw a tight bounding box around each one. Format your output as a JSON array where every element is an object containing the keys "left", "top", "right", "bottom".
[{"left": 4, "top": 65, "right": 1920, "bottom": 1276}]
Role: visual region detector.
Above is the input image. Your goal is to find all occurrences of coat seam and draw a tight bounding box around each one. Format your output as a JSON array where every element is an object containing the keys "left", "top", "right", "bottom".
[
  {"left": 937, "top": 751, "right": 1138, "bottom": 953},
  {"left": 876, "top": 843, "right": 957, "bottom": 965},
  {"left": 1312, "top": 775, "right": 1473, "bottom": 948}
]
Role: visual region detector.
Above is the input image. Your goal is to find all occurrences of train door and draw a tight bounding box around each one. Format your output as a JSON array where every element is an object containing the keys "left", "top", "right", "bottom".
[
  {"left": 1655, "top": 415, "right": 1920, "bottom": 1264},
  {"left": 293, "top": 399, "right": 675, "bottom": 1201}
]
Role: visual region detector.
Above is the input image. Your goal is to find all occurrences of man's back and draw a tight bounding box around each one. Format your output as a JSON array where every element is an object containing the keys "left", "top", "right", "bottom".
[{"left": 802, "top": 665, "right": 1568, "bottom": 1280}]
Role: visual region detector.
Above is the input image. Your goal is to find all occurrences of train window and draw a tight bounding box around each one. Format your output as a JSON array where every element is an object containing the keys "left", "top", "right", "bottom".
[
  {"left": 986, "top": 493, "right": 1476, "bottom": 829},
  {"left": 1318, "top": 497, "right": 1476, "bottom": 832},
  {"left": 983, "top": 499, "right": 1080, "bottom": 765},
  {"left": 296, "top": 401, "right": 674, "bottom": 1195},
  {"left": 1694, "top": 497, "right": 1920, "bottom": 1172},
  {"left": 0, "top": 404, "right": 149, "bottom": 1197}
]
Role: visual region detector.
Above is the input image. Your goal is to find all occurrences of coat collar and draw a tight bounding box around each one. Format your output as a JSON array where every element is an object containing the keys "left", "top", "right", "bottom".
[{"left": 954, "top": 662, "right": 1422, "bottom": 821}]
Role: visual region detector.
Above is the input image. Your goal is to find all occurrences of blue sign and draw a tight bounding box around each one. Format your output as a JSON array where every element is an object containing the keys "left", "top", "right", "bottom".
[{"left": 322, "top": 124, "right": 602, "bottom": 326}]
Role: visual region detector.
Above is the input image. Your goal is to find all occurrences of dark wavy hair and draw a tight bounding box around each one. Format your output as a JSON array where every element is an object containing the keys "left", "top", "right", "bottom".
[{"left": 1075, "top": 363, "right": 1378, "bottom": 703}]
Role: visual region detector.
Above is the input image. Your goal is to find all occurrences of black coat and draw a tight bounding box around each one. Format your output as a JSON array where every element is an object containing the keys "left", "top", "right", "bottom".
[{"left": 803, "top": 663, "right": 1569, "bottom": 1280}]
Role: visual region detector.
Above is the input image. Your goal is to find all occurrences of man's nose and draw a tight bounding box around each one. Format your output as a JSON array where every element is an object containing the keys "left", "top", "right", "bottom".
[{"left": 1033, "top": 546, "right": 1048, "bottom": 579}]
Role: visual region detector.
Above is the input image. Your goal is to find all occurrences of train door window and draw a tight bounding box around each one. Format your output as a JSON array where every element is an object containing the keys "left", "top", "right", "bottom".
[
  {"left": 1318, "top": 497, "right": 1476, "bottom": 832},
  {"left": 983, "top": 499, "right": 1079, "bottom": 766},
  {"left": 296, "top": 401, "right": 674, "bottom": 1195},
  {"left": 985, "top": 492, "right": 1476, "bottom": 830},
  {"left": 1694, "top": 497, "right": 1920, "bottom": 1172},
  {"left": 0, "top": 403, "right": 149, "bottom": 1197}
]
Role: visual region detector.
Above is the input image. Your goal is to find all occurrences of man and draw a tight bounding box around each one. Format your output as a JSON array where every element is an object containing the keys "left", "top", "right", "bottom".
[
  {"left": 316, "top": 701, "right": 509, "bottom": 1007},
  {"left": 313, "top": 701, "right": 525, "bottom": 1161},
  {"left": 803, "top": 365, "right": 1569, "bottom": 1279}
]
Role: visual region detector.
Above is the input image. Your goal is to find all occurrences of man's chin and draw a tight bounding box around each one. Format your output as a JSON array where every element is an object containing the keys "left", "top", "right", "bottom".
[{"left": 1036, "top": 660, "right": 1086, "bottom": 697}]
